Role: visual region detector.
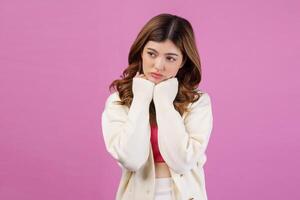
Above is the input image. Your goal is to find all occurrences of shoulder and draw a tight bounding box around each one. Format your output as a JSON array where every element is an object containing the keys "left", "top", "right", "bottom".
[
  {"left": 103, "top": 91, "right": 129, "bottom": 113},
  {"left": 103, "top": 91, "right": 129, "bottom": 116},
  {"left": 190, "top": 90, "right": 212, "bottom": 109},
  {"left": 182, "top": 90, "right": 212, "bottom": 119},
  {"left": 182, "top": 90, "right": 213, "bottom": 124},
  {"left": 104, "top": 91, "right": 121, "bottom": 107}
]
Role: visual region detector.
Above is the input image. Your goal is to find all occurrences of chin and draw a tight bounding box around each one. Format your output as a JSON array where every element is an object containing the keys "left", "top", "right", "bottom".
[
  {"left": 148, "top": 73, "right": 163, "bottom": 81},
  {"left": 149, "top": 77, "right": 159, "bottom": 84},
  {"left": 148, "top": 76, "right": 161, "bottom": 84}
]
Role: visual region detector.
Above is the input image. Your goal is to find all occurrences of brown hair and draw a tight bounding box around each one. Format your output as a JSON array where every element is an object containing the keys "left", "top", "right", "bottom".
[{"left": 109, "top": 13, "right": 204, "bottom": 126}]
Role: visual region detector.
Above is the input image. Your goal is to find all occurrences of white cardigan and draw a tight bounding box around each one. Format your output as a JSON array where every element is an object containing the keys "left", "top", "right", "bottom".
[{"left": 101, "top": 77, "right": 213, "bottom": 200}]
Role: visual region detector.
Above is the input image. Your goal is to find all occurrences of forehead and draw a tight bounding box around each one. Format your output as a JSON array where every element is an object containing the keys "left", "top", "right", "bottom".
[{"left": 144, "top": 40, "right": 182, "bottom": 55}]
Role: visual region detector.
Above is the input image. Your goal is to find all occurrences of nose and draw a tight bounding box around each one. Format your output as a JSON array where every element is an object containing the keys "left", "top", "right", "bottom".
[{"left": 154, "top": 57, "right": 165, "bottom": 71}]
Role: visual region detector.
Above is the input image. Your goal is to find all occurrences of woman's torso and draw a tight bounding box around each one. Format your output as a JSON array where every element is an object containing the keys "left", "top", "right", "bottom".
[
  {"left": 155, "top": 162, "right": 171, "bottom": 178},
  {"left": 151, "top": 122, "right": 171, "bottom": 178}
]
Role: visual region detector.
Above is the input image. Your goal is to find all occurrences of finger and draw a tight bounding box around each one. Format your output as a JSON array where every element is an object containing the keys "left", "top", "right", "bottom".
[{"left": 139, "top": 74, "right": 148, "bottom": 80}]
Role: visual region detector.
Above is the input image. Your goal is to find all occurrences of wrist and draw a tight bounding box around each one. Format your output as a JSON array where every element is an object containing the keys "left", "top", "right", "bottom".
[
  {"left": 132, "top": 77, "right": 155, "bottom": 101},
  {"left": 153, "top": 77, "right": 178, "bottom": 106}
]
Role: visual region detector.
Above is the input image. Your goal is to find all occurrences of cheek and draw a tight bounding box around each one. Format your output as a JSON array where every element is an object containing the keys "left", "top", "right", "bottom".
[
  {"left": 142, "top": 57, "right": 152, "bottom": 71},
  {"left": 165, "top": 66, "right": 180, "bottom": 75}
]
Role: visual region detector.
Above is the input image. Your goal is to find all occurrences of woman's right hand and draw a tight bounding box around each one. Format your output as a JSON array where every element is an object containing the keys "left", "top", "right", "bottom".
[
  {"left": 135, "top": 71, "right": 147, "bottom": 79},
  {"left": 132, "top": 71, "right": 155, "bottom": 102}
]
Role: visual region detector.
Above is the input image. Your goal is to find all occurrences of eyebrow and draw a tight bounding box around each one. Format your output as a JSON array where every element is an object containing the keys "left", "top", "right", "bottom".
[{"left": 146, "top": 48, "right": 179, "bottom": 56}]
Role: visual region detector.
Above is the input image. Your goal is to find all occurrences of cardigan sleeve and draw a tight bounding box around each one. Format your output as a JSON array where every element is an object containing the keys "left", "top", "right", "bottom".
[
  {"left": 155, "top": 92, "right": 213, "bottom": 174},
  {"left": 101, "top": 78, "right": 154, "bottom": 172}
]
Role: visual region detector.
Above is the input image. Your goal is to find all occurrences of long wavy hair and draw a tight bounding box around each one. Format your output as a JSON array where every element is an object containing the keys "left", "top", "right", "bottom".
[{"left": 109, "top": 13, "right": 204, "bottom": 126}]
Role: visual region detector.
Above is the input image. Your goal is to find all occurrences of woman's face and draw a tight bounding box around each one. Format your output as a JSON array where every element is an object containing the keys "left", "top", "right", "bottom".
[{"left": 141, "top": 39, "right": 184, "bottom": 84}]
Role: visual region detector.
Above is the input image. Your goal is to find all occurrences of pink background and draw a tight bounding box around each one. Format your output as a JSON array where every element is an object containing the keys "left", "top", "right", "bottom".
[{"left": 1, "top": 0, "right": 299, "bottom": 199}]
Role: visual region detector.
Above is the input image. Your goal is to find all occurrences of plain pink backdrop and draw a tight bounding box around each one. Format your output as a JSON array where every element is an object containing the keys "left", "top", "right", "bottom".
[{"left": 0, "top": 0, "right": 299, "bottom": 199}]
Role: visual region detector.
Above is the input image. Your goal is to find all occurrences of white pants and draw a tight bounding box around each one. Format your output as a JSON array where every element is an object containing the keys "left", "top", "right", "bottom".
[{"left": 154, "top": 177, "right": 175, "bottom": 200}]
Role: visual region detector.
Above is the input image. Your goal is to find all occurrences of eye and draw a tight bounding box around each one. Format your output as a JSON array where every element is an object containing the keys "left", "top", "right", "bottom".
[
  {"left": 147, "top": 52, "right": 156, "bottom": 57},
  {"left": 167, "top": 57, "right": 176, "bottom": 62}
]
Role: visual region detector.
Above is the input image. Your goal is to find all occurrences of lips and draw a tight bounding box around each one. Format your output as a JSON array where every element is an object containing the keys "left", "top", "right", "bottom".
[{"left": 150, "top": 72, "right": 163, "bottom": 79}]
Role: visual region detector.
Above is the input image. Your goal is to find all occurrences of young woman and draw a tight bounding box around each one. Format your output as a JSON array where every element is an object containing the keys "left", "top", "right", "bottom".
[{"left": 101, "top": 13, "right": 213, "bottom": 200}]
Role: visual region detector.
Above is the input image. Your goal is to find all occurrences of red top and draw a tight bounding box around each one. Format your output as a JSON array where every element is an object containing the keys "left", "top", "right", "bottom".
[{"left": 150, "top": 123, "right": 165, "bottom": 163}]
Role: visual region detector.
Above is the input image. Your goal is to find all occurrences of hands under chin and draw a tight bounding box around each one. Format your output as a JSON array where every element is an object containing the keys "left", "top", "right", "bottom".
[
  {"left": 133, "top": 71, "right": 178, "bottom": 106},
  {"left": 135, "top": 71, "right": 174, "bottom": 85}
]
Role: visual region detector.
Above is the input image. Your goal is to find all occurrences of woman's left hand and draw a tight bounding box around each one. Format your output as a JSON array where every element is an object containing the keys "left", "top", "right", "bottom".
[{"left": 153, "top": 76, "right": 178, "bottom": 106}]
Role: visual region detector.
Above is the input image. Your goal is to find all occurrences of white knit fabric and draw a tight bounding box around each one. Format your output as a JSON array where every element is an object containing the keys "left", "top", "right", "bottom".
[{"left": 101, "top": 77, "right": 214, "bottom": 200}]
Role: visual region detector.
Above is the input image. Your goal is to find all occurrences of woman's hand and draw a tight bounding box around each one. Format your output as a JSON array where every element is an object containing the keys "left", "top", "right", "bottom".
[
  {"left": 163, "top": 75, "right": 175, "bottom": 82},
  {"left": 153, "top": 76, "right": 178, "bottom": 106},
  {"left": 135, "top": 71, "right": 148, "bottom": 80},
  {"left": 132, "top": 71, "right": 155, "bottom": 102}
]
